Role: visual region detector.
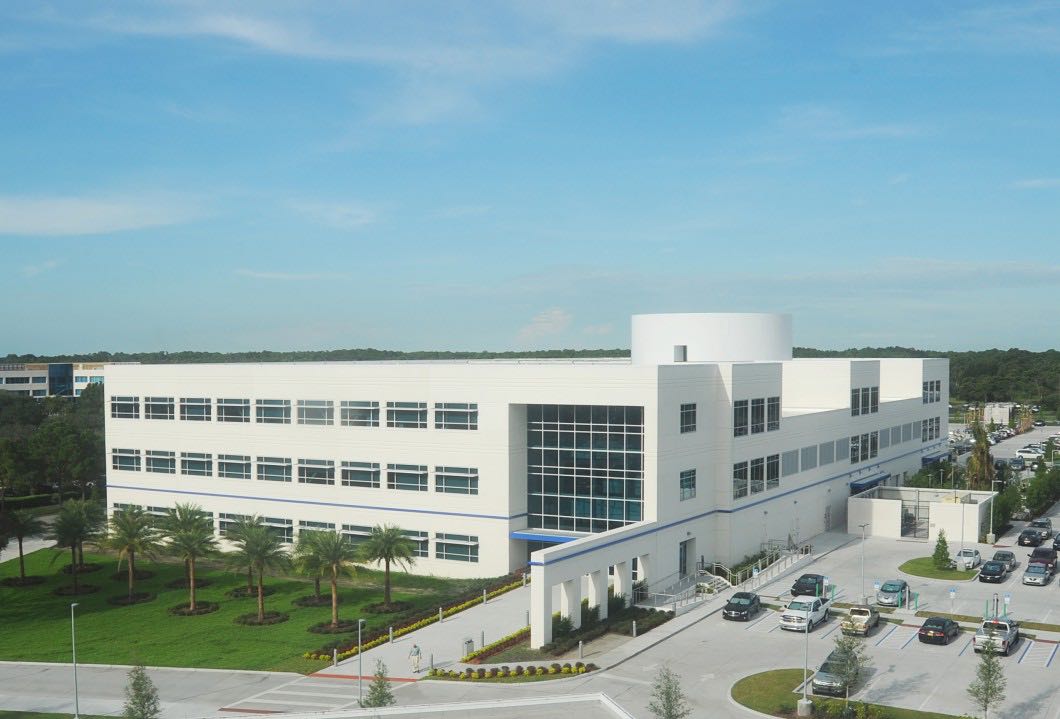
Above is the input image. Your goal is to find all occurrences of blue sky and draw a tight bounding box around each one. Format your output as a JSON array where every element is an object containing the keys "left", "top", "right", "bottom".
[{"left": 2, "top": 1, "right": 1058, "bottom": 354}]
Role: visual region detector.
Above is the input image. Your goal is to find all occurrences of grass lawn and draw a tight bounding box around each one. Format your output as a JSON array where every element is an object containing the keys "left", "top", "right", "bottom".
[
  {"left": 899, "top": 557, "right": 979, "bottom": 581},
  {"left": 730, "top": 668, "right": 960, "bottom": 719},
  {"left": 0, "top": 548, "right": 496, "bottom": 674},
  {"left": 0, "top": 712, "right": 110, "bottom": 719},
  {"left": 481, "top": 638, "right": 548, "bottom": 663}
]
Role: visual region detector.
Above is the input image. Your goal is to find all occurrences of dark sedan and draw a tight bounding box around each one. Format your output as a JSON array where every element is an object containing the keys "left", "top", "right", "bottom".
[
  {"left": 1019, "top": 529, "right": 1042, "bottom": 547},
  {"left": 919, "top": 617, "right": 960, "bottom": 645},
  {"left": 978, "top": 561, "right": 1008, "bottom": 583},
  {"left": 722, "top": 592, "right": 762, "bottom": 621}
]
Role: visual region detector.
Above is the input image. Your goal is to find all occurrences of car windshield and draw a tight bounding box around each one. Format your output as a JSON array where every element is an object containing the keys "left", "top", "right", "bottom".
[
  {"left": 983, "top": 622, "right": 1010, "bottom": 632},
  {"left": 850, "top": 608, "right": 870, "bottom": 617},
  {"left": 924, "top": 619, "right": 945, "bottom": 628},
  {"left": 1023, "top": 530, "right": 1038, "bottom": 536},
  {"left": 819, "top": 662, "right": 841, "bottom": 674},
  {"left": 994, "top": 552, "right": 1013, "bottom": 560},
  {"left": 880, "top": 582, "right": 903, "bottom": 592},
  {"left": 730, "top": 597, "right": 751, "bottom": 606},
  {"left": 787, "top": 601, "right": 811, "bottom": 611},
  {"left": 1028, "top": 565, "right": 1047, "bottom": 574},
  {"left": 1032, "top": 521, "right": 1049, "bottom": 528},
  {"left": 983, "top": 562, "right": 1003, "bottom": 571}
]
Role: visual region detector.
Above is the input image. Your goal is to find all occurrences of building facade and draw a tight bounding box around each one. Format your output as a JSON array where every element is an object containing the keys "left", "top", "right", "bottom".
[
  {"left": 101, "top": 313, "right": 949, "bottom": 644},
  {"left": 0, "top": 362, "right": 109, "bottom": 397}
]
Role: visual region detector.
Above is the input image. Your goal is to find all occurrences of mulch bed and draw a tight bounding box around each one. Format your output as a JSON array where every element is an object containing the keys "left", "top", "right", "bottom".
[
  {"left": 364, "top": 600, "right": 413, "bottom": 614},
  {"left": 52, "top": 584, "right": 100, "bottom": 596},
  {"left": 110, "top": 569, "right": 155, "bottom": 582},
  {"left": 308, "top": 620, "right": 360, "bottom": 634},
  {"left": 61, "top": 563, "right": 102, "bottom": 575},
  {"left": 107, "top": 592, "right": 156, "bottom": 606},
  {"left": 227, "top": 586, "right": 276, "bottom": 599},
  {"left": 294, "top": 595, "right": 332, "bottom": 608},
  {"left": 164, "top": 577, "right": 213, "bottom": 590},
  {"left": 168, "top": 601, "right": 221, "bottom": 616},
  {"left": 234, "top": 611, "right": 289, "bottom": 626},
  {"left": 1, "top": 576, "right": 46, "bottom": 587}
]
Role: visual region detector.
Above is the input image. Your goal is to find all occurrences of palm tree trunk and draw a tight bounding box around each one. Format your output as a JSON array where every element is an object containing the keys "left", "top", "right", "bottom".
[
  {"left": 315, "top": 576, "right": 321, "bottom": 600},
  {"left": 185, "top": 557, "right": 190, "bottom": 583},
  {"left": 331, "top": 573, "right": 339, "bottom": 627},
  {"left": 257, "top": 569, "right": 265, "bottom": 622},
  {"left": 17, "top": 537, "right": 25, "bottom": 580},
  {"left": 384, "top": 558, "right": 391, "bottom": 609},
  {"left": 128, "top": 551, "right": 136, "bottom": 600},
  {"left": 70, "top": 545, "right": 80, "bottom": 594},
  {"left": 77, "top": 540, "right": 84, "bottom": 568},
  {"left": 189, "top": 558, "right": 197, "bottom": 611},
  {"left": 247, "top": 566, "right": 253, "bottom": 593}
]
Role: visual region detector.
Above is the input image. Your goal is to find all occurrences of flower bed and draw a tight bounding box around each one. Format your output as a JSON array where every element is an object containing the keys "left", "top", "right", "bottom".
[
  {"left": 304, "top": 574, "right": 527, "bottom": 661},
  {"left": 427, "top": 662, "right": 597, "bottom": 682},
  {"left": 463, "top": 627, "right": 531, "bottom": 663}
]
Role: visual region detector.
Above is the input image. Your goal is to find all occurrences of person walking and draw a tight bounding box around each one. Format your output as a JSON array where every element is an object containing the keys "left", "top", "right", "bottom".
[{"left": 408, "top": 643, "right": 422, "bottom": 673}]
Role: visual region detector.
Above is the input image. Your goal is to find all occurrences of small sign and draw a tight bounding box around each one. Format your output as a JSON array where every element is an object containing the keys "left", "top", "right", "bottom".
[
  {"left": 824, "top": 576, "right": 830, "bottom": 585},
  {"left": 949, "top": 588, "right": 956, "bottom": 599},
  {"left": 874, "top": 581, "right": 881, "bottom": 591},
  {"left": 1004, "top": 593, "right": 1011, "bottom": 606},
  {"left": 753, "top": 566, "right": 760, "bottom": 577}
]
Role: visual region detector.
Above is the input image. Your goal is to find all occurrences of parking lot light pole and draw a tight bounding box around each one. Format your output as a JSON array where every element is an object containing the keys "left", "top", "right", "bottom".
[
  {"left": 858, "top": 523, "right": 870, "bottom": 603},
  {"left": 70, "top": 602, "right": 80, "bottom": 719},
  {"left": 797, "top": 609, "right": 812, "bottom": 717},
  {"left": 357, "top": 618, "right": 366, "bottom": 706},
  {"left": 988, "top": 480, "right": 1003, "bottom": 544}
]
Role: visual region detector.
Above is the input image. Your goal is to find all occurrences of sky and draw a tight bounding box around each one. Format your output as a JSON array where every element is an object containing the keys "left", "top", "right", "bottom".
[{"left": 2, "top": 1, "right": 1059, "bottom": 354}]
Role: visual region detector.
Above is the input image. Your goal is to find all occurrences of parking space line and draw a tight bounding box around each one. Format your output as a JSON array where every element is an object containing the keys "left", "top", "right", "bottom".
[
  {"left": 818, "top": 621, "right": 841, "bottom": 640},
  {"left": 874, "top": 624, "right": 897, "bottom": 646},
  {"left": 1018, "top": 640, "right": 1035, "bottom": 664},
  {"left": 900, "top": 629, "right": 919, "bottom": 650},
  {"left": 1047, "top": 643, "right": 1059, "bottom": 668},
  {"left": 958, "top": 638, "right": 973, "bottom": 656},
  {"left": 744, "top": 612, "right": 772, "bottom": 631}
]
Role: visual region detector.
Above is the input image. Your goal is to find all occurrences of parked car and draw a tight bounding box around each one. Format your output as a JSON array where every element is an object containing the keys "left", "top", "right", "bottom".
[
  {"left": 918, "top": 617, "right": 960, "bottom": 645},
  {"left": 1027, "top": 546, "right": 1058, "bottom": 571},
  {"left": 722, "top": 591, "right": 762, "bottom": 621},
  {"left": 841, "top": 605, "right": 880, "bottom": 636},
  {"left": 1051, "top": 534, "right": 1060, "bottom": 552},
  {"left": 1023, "top": 563, "right": 1051, "bottom": 586},
  {"left": 978, "top": 561, "right": 1008, "bottom": 583},
  {"left": 876, "top": 579, "right": 910, "bottom": 607},
  {"left": 1034, "top": 420, "right": 1046, "bottom": 427},
  {"left": 780, "top": 596, "right": 830, "bottom": 632},
  {"left": 1018, "top": 529, "right": 1042, "bottom": 547},
  {"left": 1017, "top": 448, "right": 1044, "bottom": 460},
  {"left": 1010, "top": 457, "right": 1026, "bottom": 471},
  {"left": 1029, "top": 518, "right": 1053, "bottom": 540},
  {"left": 811, "top": 650, "right": 857, "bottom": 697},
  {"left": 973, "top": 618, "right": 1020, "bottom": 655},
  {"left": 790, "top": 573, "right": 826, "bottom": 598},
  {"left": 954, "top": 548, "right": 982, "bottom": 569},
  {"left": 992, "top": 550, "right": 1018, "bottom": 572}
]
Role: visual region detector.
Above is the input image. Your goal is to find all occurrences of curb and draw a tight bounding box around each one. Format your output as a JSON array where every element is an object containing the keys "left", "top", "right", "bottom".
[{"left": 0, "top": 660, "right": 299, "bottom": 677}]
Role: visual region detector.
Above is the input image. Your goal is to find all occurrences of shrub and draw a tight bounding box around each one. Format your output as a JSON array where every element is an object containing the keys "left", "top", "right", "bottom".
[
  {"left": 476, "top": 668, "right": 486, "bottom": 679},
  {"left": 537, "top": 667, "right": 546, "bottom": 676},
  {"left": 514, "top": 665, "right": 524, "bottom": 676}
]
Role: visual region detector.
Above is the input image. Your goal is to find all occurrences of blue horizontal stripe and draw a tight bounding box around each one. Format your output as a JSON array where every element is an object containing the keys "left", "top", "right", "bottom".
[
  {"left": 106, "top": 483, "right": 526, "bottom": 521},
  {"left": 510, "top": 531, "right": 580, "bottom": 543}
]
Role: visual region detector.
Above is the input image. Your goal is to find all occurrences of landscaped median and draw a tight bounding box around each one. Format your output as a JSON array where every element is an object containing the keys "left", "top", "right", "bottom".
[
  {"left": 426, "top": 661, "right": 598, "bottom": 683},
  {"left": 898, "top": 557, "right": 978, "bottom": 581},
  {"left": 730, "top": 669, "right": 959, "bottom": 719}
]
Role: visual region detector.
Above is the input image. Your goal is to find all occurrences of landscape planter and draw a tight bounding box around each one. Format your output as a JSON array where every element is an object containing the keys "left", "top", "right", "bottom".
[
  {"left": 168, "top": 601, "right": 221, "bottom": 616},
  {"left": 107, "top": 592, "right": 156, "bottom": 606},
  {"left": 234, "top": 611, "right": 289, "bottom": 626}
]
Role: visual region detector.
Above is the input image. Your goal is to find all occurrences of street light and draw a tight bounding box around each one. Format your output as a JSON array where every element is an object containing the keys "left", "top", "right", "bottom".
[
  {"left": 357, "top": 618, "right": 367, "bottom": 705},
  {"left": 858, "top": 523, "right": 870, "bottom": 603},
  {"left": 70, "top": 602, "right": 80, "bottom": 719}
]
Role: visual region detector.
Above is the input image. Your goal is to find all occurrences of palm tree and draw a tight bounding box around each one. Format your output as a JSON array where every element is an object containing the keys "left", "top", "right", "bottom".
[
  {"left": 51, "top": 501, "right": 93, "bottom": 594},
  {"left": 305, "top": 531, "right": 360, "bottom": 627},
  {"left": 358, "top": 525, "right": 416, "bottom": 610},
  {"left": 239, "top": 525, "right": 290, "bottom": 622},
  {"left": 3, "top": 509, "right": 46, "bottom": 582},
  {"left": 163, "top": 505, "right": 218, "bottom": 612},
  {"left": 966, "top": 421, "right": 995, "bottom": 491},
  {"left": 224, "top": 515, "right": 264, "bottom": 593},
  {"left": 104, "top": 507, "right": 162, "bottom": 600},
  {"left": 67, "top": 499, "right": 105, "bottom": 568},
  {"left": 293, "top": 530, "right": 326, "bottom": 603}
]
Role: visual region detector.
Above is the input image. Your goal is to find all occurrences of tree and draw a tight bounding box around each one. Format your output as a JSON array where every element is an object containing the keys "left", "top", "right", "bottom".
[
  {"left": 122, "top": 664, "right": 161, "bottom": 719},
  {"left": 932, "top": 529, "right": 951, "bottom": 570},
  {"left": 315, "top": 531, "right": 359, "bottom": 627},
  {"left": 965, "top": 421, "right": 995, "bottom": 491},
  {"left": 292, "top": 530, "right": 326, "bottom": 602},
  {"left": 2, "top": 509, "right": 46, "bottom": 581},
  {"left": 51, "top": 500, "right": 101, "bottom": 593},
  {"left": 358, "top": 524, "right": 416, "bottom": 610},
  {"left": 831, "top": 633, "right": 872, "bottom": 708},
  {"left": 104, "top": 506, "right": 162, "bottom": 600},
  {"left": 162, "top": 504, "right": 218, "bottom": 611},
  {"left": 224, "top": 515, "right": 264, "bottom": 593},
  {"left": 968, "top": 643, "right": 1006, "bottom": 719},
  {"left": 360, "top": 660, "right": 396, "bottom": 708},
  {"left": 236, "top": 525, "right": 290, "bottom": 622},
  {"left": 647, "top": 664, "right": 691, "bottom": 719}
]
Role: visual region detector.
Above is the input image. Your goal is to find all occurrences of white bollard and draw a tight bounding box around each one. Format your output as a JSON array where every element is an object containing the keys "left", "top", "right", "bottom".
[{"left": 389, "top": 626, "right": 393, "bottom": 643}]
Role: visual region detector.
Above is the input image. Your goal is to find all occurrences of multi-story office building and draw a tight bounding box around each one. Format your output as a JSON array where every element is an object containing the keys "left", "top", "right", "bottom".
[
  {"left": 102, "top": 313, "right": 948, "bottom": 645},
  {"left": 0, "top": 362, "right": 110, "bottom": 397}
]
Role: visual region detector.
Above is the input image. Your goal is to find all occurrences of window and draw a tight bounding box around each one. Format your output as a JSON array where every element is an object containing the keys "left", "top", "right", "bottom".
[
  {"left": 766, "top": 454, "right": 780, "bottom": 490},
  {"left": 435, "top": 466, "right": 479, "bottom": 494},
  {"left": 112, "top": 448, "right": 141, "bottom": 471},
  {"left": 732, "top": 461, "right": 748, "bottom": 499},
  {"left": 298, "top": 459, "right": 335, "bottom": 485},
  {"left": 435, "top": 403, "right": 478, "bottom": 430},
  {"left": 34, "top": 389, "right": 47, "bottom": 397},
  {"left": 218, "top": 513, "right": 250, "bottom": 535},
  {"left": 767, "top": 397, "right": 780, "bottom": 431},
  {"left": 835, "top": 437, "right": 850, "bottom": 461},
  {"left": 387, "top": 463, "right": 428, "bottom": 491},
  {"left": 750, "top": 398, "right": 765, "bottom": 434},
  {"left": 860, "top": 433, "right": 870, "bottom": 462},
  {"left": 181, "top": 452, "right": 212, "bottom": 477},
  {"left": 33, "top": 376, "right": 47, "bottom": 384},
  {"left": 180, "top": 398, "right": 211, "bottom": 421},
  {"left": 870, "top": 386, "right": 879, "bottom": 414},
  {"left": 298, "top": 400, "right": 334, "bottom": 426},
  {"left": 750, "top": 459, "right": 765, "bottom": 494},
  {"left": 256, "top": 399, "right": 291, "bottom": 424},
  {"left": 111, "top": 396, "right": 139, "bottom": 419},
  {"left": 145, "top": 450, "right": 175, "bottom": 473},
  {"left": 921, "top": 420, "right": 928, "bottom": 442},
  {"left": 849, "top": 435, "right": 860, "bottom": 464},
  {"left": 679, "top": 469, "right": 696, "bottom": 500},
  {"left": 218, "top": 454, "right": 251, "bottom": 480},
  {"left": 891, "top": 426, "right": 902, "bottom": 445},
  {"left": 923, "top": 381, "right": 930, "bottom": 404},
  {"left": 902, "top": 422, "right": 913, "bottom": 442},
  {"left": 145, "top": 397, "right": 174, "bottom": 420},
  {"left": 782, "top": 449, "right": 799, "bottom": 476},
  {"left": 860, "top": 388, "right": 871, "bottom": 415},
  {"left": 934, "top": 380, "right": 941, "bottom": 403},
  {"left": 435, "top": 533, "right": 478, "bottom": 562},
  {"left": 145, "top": 506, "right": 170, "bottom": 519},
  {"left": 262, "top": 516, "right": 293, "bottom": 543},
  {"left": 75, "top": 376, "right": 88, "bottom": 383},
  {"left": 341, "top": 461, "right": 380, "bottom": 488},
  {"left": 217, "top": 398, "right": 250, "bottom": 423},
  {"left": 387, "top": 401, "right": 427, "bottom": 428},
  {"left": 801, "top": 445, "right": 818, "bottom": 471},
  {"left": 403, "top": 529, "right": 429, "bottom": 557},
  {"left": 341, "top": 401, "right": 379, "bottom": 427},
  {"left": 870, "top": 431, "right": 879, "bottom": 459},
  {"left": 112, "top": 502, "right": 140, "bottom": 513},
  {"left": 733, "top": 400, "right": 748, "bottom": 437},
  {"left": 851, "top": 389, "right": 860, "bottom": 417},
  {"left": 299, "top": 520, "right": 335, "bottom": 534},
  {"left": 819, "top": 441, "right": 835, "bottom": 466},
  {"left": 879, "top": 428, "right": 890, "bottom": 449},
  {"left": 89, "top": 376, "right": 104, "bottom": 384},
  {"left": 679, "top": 403, "right": 697, "bottom": 433},
  {"left": 341, "top": 524, "right": 372, "bottom": 546},
  {"left": 5, "top": 377, "right": 29, "bottom": 384},
  {"left": 257, "top": 457, "right": 292, "bottom": 482}
]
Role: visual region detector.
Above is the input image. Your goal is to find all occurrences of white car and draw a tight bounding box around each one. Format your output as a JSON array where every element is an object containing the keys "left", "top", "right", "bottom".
[
  {"left": 955, "top": 548, "right": 982, "bottom": 569},
  {"left": 1017, "top": 449, "right": 1044, "bottom": 460},
  {"left": 780, "top": 596, "right": 831, "bottom": 632}
]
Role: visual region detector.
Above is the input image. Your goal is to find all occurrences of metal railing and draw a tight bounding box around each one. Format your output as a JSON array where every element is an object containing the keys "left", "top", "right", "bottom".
[{"left": 697, "top": 541, "right": 814, "bottom": 591}]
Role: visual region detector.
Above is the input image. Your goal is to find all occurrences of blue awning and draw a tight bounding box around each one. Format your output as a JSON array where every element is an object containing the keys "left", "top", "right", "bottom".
[
  {"left": 510, "top": 530, "right": 581, "bottom": 543},
  {"left": 921, "top": 451, "right": 951, "bottom": 466},
  {"left": 850, "top": 473, "right": 890, "bottom": 494}
]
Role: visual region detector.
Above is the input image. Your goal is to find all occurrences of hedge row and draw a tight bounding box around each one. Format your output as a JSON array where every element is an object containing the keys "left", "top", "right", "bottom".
[
  {"left": 463, "top": 626, "right": 530, "bottom": 663},
  {"left": 1, "top": 492, "right": 79, "bottom": 511},
  {"left": 429, "top": 661, "right": 598, "bottom": 680}
]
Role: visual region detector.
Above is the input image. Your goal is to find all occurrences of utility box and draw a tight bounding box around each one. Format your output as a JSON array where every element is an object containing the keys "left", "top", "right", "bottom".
[{"left": 463, "top": 638, "right": 474, "bottom": 656}]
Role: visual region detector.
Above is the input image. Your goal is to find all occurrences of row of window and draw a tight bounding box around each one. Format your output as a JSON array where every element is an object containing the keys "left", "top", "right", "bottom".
[
  {"left": 923, "top": 380, "right": 942, "bottom": 404},
  {"left": 3, "top": 388, "right": 47, "bottom": 397},
  {"left": 2, "top": 376, "right": 46, "bottom": 384},
  {"left": 74, "top": 375, "right": 104, "bottom": 384},
  {"left": 110, "top": 449, "right": 481, "bottom": 495},
  {"left": 112, "top": 504, "right": 479, "bottom": 562},
  {"left": 850, "top": 386, "right": 880, "bottom": 416},
  {"left": 733, "top": 397, "right": 781, "bottom": 437},
  {"left": 110, "top": 396, "right": 478, "bottom": 430},
  {"left": 731, "top": 455, "right": 781, "bottom": 499},
  {"left": 922, "top": 416, "right": 942, "bottom": 441}
]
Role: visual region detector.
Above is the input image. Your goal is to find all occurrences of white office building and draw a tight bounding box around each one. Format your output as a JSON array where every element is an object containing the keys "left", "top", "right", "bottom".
[
  {"left": 0, "top": 362, "right": 110, "bottom": 397},
  {"left": 103, "top": 313, "right": 948, "bottom": 646}
]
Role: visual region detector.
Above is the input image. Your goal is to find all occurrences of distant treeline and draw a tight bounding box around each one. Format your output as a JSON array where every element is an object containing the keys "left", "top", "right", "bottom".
[{"left": 5, "top": 345, "right": 1059, "bottom": 409}]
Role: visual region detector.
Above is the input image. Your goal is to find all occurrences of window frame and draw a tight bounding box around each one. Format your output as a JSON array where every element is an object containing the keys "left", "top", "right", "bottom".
[
  {"left": 679, "top": 469, "right": 696, "bottom": 501},
  {"left": 733, "top": 400, "right": 749, "bottom": 437},
  {"left": 679, "top": 403, "right": 697, "bottom": 434}
]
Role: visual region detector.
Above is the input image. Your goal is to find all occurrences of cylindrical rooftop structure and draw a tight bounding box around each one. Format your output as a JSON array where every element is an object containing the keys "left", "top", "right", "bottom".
[{"left": 631, "top": 312, "right": 792, "bottom": 365}]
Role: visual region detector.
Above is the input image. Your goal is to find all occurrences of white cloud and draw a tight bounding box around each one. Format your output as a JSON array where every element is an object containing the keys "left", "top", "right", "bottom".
[
  {"left": 517, "top": 308, "right": 573, "bottom": 343},
  {"left": 1011, "top": 177, "right": 1060, "bottom": 189},
  {"left": 0, "top": 194, "right": 197, "bottom": 236},
  {"left": 234, "top": 269, "right": 347, "bottom": 281},
  {"left": 289, "top": 201, "right": 376, "bottom": 230},
  {"left": 517, "top": 0, "right": 741, "bottom": 43},
  {"left": 779, "top": 104, "right": 924, "bottom": 141},
  {"left": 582, "top": 323, "right": 614, "bottom": 336},
  {"left": 20, "top": 259, "right": 60, "bottom": 277}
]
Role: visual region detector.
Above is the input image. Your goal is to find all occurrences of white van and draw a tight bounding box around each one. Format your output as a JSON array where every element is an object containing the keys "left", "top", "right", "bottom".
[{"left": 1017, "top": 448, "right": 1044, "bottom": 460}]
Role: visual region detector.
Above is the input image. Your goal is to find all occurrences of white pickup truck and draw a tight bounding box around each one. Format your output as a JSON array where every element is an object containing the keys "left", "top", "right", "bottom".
[
  {"left": 973, "top": 618, "right": 1021, "bottom": 656},
  {"left": 780, "top": 595, "right": 831, "bottom": 632}
]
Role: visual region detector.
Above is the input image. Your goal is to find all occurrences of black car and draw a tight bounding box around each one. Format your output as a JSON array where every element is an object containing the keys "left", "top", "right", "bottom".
[
  {"left": 722, "top": 591, "right": 762, "bottom": 621},
  {"left": 1019, "top": 529, "right": 1042, "bottom": 547},
  {"left": 1052, "top": 534, "right": 1060, "bottom": 551},
  {"left": 1029, "top": 547, "right": 1059, "bottom": 572},
  {"left": 791, "top": 573, "right": 826, "bottom": 597},
  {"left": 978, "top": 561, "right": 1008, "bottom": 583},
  {"left": 918, "top": 617, "right": 960, "bottom": 645}
]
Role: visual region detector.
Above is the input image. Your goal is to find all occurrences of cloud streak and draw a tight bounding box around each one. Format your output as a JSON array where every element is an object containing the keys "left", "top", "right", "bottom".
[
  {"left": 1011, "top": 177, "right": 1060, "bottom": 189},
  {"left": 0, "top": 194, "right": 198, "bottom": 236},
  {"left": 234, "top": 269, "right": 348, "bottom": 281},
  {"left": 517, "top": 307, "right": 573, "bottom": 343}
]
